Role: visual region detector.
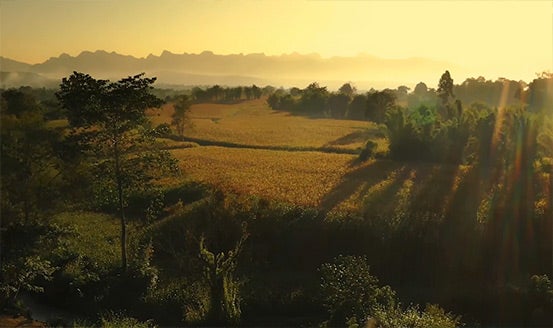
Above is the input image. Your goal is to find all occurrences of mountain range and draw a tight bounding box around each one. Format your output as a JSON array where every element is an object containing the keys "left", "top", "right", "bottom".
[{"left": 0, "top": 50, "right": 459, "bottom": 90}]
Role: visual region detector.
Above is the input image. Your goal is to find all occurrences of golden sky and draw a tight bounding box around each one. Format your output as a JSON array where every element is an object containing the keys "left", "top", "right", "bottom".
[{"left": 1, "top": 0, "right": 552, "bottom": 82}]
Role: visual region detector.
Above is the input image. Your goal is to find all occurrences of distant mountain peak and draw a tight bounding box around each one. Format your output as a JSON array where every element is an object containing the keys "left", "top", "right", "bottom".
[{"left": 0, "top": 49, "right": 462, "bottom": 90}]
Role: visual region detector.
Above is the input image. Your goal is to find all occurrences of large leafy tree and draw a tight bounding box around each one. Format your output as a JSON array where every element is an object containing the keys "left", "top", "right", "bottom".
[{"left": 56, "top": 72, "right": 178, "bottom": 271}]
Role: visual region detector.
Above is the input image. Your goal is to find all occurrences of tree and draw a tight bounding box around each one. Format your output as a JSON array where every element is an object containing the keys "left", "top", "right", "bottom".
[
  {"left": 320, "top": 255, "right": 395, "bottom": 325},
  {"left": 348, "top": 94, "right": 368, "bottom": 120},
  {"left": 338, "top": 82, "right": 356, "bottom": 98},
  {"left": 1, "top": 90, "right": 63, "bottom": 223},
  {"left": 413, "top": 82, "right": 428, "bottom": 96},
  {"left": 328, "top": 93, "right": 350, "bottom": 118},
  {"left": 171, "top": 94, "right": 191, "bottom": 137},
  {"left": 299, "top": 82, "right": 329, "bottom": 115},
  {"left": 56, "top": 72, "right": 178, "bottom": 271},
  {"left": 199, "top": 223, "right": 248, "bottom": 325},
  {"left": 526, "top": 72, "right": 553, "bottom": 113},
  {"left": 251, "top": 84, "right": 262, "bottom": 99},
  {"left": 366, "top": 90, "right": 396, "bottom": 123},
  {"left": 437, "top": 70, "right": 454, "bottom": 108},
  {"left": 397, "top": 85, "right": 410, "bottom": 95}
]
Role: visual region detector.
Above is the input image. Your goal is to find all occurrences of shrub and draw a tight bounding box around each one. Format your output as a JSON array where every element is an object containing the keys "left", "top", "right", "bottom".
[
  {"left": 319, "top": 255, "right": 395, "bottom": 325},
  {"left": 100, "top": 312, "right": 155, "bottom": 328},
  {"left": 372, "top": 303, "right": 462, "bottom": 328},
  {"left": 359, "top": 140, "right": 377, "bottom": 162}
]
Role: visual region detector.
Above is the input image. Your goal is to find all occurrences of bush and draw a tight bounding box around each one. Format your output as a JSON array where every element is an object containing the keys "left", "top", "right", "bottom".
[
  {"left": 319, "top": 255, "right": 395, "bottom": 325},
  {"left": 359, "top": 140, "right": 377, "bottom": 162},
  {"left": 100, "top": 312, "right": 155, "bottom": 328},
  {"left": 372, "top": 303, "right": 462, "bottom": 328}
]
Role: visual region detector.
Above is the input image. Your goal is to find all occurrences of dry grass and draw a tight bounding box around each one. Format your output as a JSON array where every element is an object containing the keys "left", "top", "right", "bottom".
[
  {"left": 170, "top": 145, "right": 480, "bottom": 216},
  {"left": 148, "top": 99, "right": 388, "bottom": 152},
  {"left": 170, "top": 146, "right": 355, "bottom": 207}
]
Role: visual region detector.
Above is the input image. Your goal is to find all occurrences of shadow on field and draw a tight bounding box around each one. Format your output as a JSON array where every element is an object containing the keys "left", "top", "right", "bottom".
[
  {"left": 323, "top": 130, "right": 369, "bottom": 147},
  {"left": 319, "top": 160, "right": 404, "bottom": 212}
]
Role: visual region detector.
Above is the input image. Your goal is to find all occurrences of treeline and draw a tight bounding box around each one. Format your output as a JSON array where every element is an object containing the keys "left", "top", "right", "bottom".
[
  {"left": 267, "top": 82, "right": 398, "bottom": 120},
  {"left": 189, "top": 84, "right": 267, "bottom": 103},
  {"left": 380, "top": 72, "right": 553, "bottom": 166},
  {"left": 265, "top": 73, "right": 551, "bottom": 121}
]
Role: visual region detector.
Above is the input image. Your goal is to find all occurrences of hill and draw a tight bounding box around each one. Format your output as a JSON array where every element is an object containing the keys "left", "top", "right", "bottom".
[{"left": 1, "top": 50, "right": 457, "bottom": 89}]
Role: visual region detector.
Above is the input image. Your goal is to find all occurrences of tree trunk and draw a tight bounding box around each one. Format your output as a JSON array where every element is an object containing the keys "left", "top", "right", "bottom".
[
  {"left": 114, "top": 141, "right": 127, "bottom": 271},
  {"left": 119, "top": 180, "right": 127, "bottom": 272}
]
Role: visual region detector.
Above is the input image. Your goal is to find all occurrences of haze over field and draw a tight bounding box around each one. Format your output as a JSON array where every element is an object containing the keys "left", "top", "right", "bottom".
[{"left": 1, "top": 0, "right": 552, "bottom": 89}]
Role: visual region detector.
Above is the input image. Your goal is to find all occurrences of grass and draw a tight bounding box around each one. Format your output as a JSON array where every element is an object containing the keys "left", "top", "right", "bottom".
[
  {"left": 170, "top": 146, "right": 354, "bottom": 207},
  {"left": 52, "top": 211, "right": 124, "bottom": 273},
  {"left": 148, "top": 98, "right": 388, "bottom": 152}
]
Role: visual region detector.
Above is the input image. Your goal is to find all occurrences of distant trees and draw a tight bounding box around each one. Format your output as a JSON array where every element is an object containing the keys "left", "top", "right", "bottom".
[
  {"left": 413, "top": 82, "right": 428, "bottom": 96},
  {"left": 56, "top": 72, "right": 178, "bottom": 271},
  {"left": 437, "top": 70, "right": 454, "bottom": 106},
  {"left": 191, "top": 84, "right": 263, "bottom": 103},
  {"left": 366, "top": 90, "right": 396, "bottom": 123},
  {"left": 338, "top": 82, "right": 356, "bottom": 98},
  {"left": 526, "top": 72, "right": 553, "bottom": 113},
  {"left": 171, "top": 94, "right": 191, "bottom": 137},
  {"left": 299, "top": 82, "right": 329, "bottom": 114},
  {"left": 347, "top": 94, "right": 368, "bottom": 120},
  {"left": 328, "top": 93, "right": 350, "bottom": 118},
  {"left": 453, "top": 76, "right": 523, "bottom": 110}
]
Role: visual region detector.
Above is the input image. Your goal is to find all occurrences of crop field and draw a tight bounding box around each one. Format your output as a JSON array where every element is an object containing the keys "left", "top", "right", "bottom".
[
  {"left": 170, "top": 146, "right": 354, "bottom": 207},
  {"left": 168, "top": 146, "right": 491, "bottom": 218},
  {"left": 157, "top": 99, "right": 489, "bottom": 215},
  {"left": 149, "top": 98, "right": 388, "bottom": 152}
]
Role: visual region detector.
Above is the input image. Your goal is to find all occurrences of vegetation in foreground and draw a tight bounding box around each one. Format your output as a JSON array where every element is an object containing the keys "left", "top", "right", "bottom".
[{"left": 1, "top": 71, "right": 552, "bottom": 327}]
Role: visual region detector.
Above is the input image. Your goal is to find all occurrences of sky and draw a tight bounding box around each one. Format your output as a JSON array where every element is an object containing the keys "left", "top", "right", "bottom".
[{"left": 1, "top": 0, "right": 552, "bottom": 82}]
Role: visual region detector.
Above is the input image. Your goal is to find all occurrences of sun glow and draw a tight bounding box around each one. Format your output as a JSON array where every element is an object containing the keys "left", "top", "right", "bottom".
[{"left": 1, "top": 0, "right": 551, "bottom": 82}]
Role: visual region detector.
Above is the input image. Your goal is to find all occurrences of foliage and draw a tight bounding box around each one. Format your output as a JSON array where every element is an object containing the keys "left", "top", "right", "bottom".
[
  {"left": 319, "top": 255, "right": 395, "bottom": 325},
  {"left": 359, "top": 140, "right": 378, "bottom": 162},
  {"left": 192, "top": 84, "right": 261, "bottom": 103},
  {"left": 366, "top": 90, "right": 396, "bottom": 123},
  {"left": 298, "top": 82, "right": 329, "bottom": 115},
  {"left": 525, "top": 72, "right": 553, "bottom": 113},
  {"left": 328, "top": 93, "right": 350, "bottom": 118},
  {"left": 170, "top": 94, "right": 191, "bottom": 137},
  {"left": 437, "top": 70, "right": 454, "bottom": 108},
  {"left": 372, "top": 303, "right": 462, "bottom": 328},
  {"left": 0, "top": 256, "right": 56, "bottom": 310},
  {"left": 526, "top": 274, "right": 553, "bottom": 324},
  {"left": 198, "top": 222, "right": 249, "bottom": 325},
  {"left": 56, "top": 72, "right": 179, "bottom": 270},
  {"left": 100, "top": 312, "right": 156, "bottom": 328},
  {"left": 339, "top": 83, "right": 356, "bottom": 98},
  {"left": 1, "top": 89, "right": 64, "bottom": 222}
]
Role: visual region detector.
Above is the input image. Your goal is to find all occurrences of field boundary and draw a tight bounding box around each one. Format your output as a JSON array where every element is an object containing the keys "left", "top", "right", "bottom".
[{"left": 161, "top": 135, "right": 360, "bottom": 155}]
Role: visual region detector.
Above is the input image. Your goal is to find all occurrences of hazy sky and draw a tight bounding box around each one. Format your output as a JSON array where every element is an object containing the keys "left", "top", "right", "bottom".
[{"left": 1, "top": 0, "right": 552, "bottom": 81}]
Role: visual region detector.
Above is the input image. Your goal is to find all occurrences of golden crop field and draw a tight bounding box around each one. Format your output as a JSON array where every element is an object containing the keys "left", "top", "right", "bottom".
[
  {"left": 155, "top": 99, "right": 503, "bottom": 216},
  {"left": 149, "top": 98, "right": 388, "bottom": 152},
  {"left": 170, "top": 146, "right": 354, "bottom": 208},
  {"left": 169, "top": 146, "right": 485, "bottom": 217}
]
